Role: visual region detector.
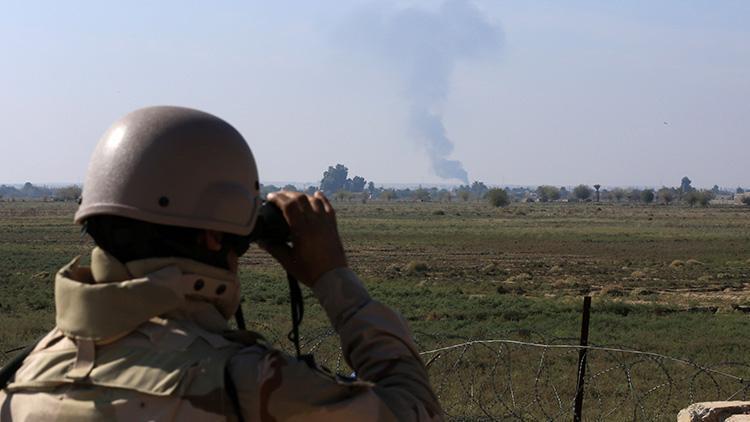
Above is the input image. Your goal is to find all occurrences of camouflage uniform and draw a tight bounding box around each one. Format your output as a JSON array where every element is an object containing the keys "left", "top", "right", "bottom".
[{"left": 0, "top": 248, "right": 442, "bottom": 421}]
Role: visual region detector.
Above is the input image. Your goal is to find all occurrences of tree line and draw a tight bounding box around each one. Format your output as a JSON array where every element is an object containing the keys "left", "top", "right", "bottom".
[
  {"left": 261, "top": 165, "right": 749, "bottom": 209},
  {"left": 6, "top": 169, "right": 748, "bottom": 209},
  {"left": 0, "top": 183, "right": 81, "bottom": 201}
]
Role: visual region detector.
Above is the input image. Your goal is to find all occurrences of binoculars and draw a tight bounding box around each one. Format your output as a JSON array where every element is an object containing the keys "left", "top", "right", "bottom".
[{"left": 247, "top": 201, "right": 291, "bottom": 244}]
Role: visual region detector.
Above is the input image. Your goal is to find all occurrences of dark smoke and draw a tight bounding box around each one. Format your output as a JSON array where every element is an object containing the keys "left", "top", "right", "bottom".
[{"left": 340, "top": 0, "right": 502, "bottom": 183}]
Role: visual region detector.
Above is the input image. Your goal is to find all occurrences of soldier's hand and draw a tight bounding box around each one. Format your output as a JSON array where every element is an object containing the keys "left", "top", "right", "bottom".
[{"left": 261, "top": 191, "right": 347, "bottom": 287}]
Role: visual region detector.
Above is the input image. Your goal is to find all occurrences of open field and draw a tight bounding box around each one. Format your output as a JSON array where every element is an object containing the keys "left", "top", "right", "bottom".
[{"left": 2, "top": 200, "right": 750, "bottom": 419}]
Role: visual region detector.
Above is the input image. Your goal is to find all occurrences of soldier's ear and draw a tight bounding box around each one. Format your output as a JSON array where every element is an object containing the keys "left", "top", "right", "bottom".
[{"left": 200, "top": 230, "right": 223, "bottom": 252}]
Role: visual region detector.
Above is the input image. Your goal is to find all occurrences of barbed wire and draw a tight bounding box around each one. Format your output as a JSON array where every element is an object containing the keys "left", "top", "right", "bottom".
[
  {"left": 4, "top": 327, "right": 750, "bottom": 421},
  {"left": 417, "top": 338, "right": 749, "bottom": 421},
  {"left": 277, "top": 327, "right": 750, "bottom": 421}
]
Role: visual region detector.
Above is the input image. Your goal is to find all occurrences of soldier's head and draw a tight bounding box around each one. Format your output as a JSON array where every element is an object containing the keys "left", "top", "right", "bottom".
[{"left": 75, "top": 106, "right": 261, "bottom": 271}]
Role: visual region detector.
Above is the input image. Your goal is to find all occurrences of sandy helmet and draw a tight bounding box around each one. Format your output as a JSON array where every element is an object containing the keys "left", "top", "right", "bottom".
[{"left": 75, "top": 106, "right": 261, "bottom": 235}]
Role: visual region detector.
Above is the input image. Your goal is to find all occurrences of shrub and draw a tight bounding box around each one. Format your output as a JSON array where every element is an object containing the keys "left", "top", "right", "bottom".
[
  {"left": 610, "top": 188, "right": 626, "bottom": 202},
  {"left": 683, "top": 191, "right": 699, "bottom": 207},
  {"left": 742, "top": 196, "right": 750, "bottom": 206},
  {"left": 658, "top": 188, "right": 675, "bottom": 205},
  {"left": 641, "top": 189, "right": 655, "bottom": 203},
  {"left": 684, "top": 190, "right": 714, "bottom": 207},
  {"left": 485, "top": 188, "right": 510, "bottom": 207},
  {"left": 698, "top": 190, "right": 714, "bottom": 207},
  {"left": 413, "top": 188, "right": 430, "bottom": 202},
  {"left": 628, "top": 189, "right": 642, "bottom": 202},
  {"left": 404, "top": 261, "right": 429, "bottom": 275}
]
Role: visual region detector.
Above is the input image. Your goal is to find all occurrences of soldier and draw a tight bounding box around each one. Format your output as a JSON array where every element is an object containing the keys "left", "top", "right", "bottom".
[{"left": 0, "top": 106, "right": 442, "bottom": 421}]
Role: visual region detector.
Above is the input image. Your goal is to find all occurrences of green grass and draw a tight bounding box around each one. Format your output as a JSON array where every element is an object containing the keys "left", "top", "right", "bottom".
[{"left": 2, "top": 200, "right": 750, "bottom": 419}]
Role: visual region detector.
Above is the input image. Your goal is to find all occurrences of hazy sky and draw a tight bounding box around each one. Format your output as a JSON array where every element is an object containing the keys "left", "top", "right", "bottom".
[{"left": 1, "top": 1, "right": 748, "bottom": 188}]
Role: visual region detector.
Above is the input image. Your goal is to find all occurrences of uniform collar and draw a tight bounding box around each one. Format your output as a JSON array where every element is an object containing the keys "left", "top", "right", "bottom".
[{"left": 54, "top": 247, "right": 241, "bottom": 342}]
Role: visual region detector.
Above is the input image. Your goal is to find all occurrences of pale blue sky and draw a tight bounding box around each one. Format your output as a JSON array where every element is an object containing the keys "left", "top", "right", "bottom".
[{"left": 1, "top": 1, "right": 748, "bottom": 188}]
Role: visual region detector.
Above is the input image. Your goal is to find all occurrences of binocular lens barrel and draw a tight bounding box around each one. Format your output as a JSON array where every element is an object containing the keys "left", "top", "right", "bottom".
[{"left": 248, "top": 201, "right": 290, "bottom": 244}]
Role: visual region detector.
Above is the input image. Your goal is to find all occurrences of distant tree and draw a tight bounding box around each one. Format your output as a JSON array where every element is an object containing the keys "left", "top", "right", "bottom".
[
  {"left": 457, "top": 189, "right": 471, "bottom": 202},
  {"left": 486, "top": 188, "right": 510, "bottom": 207},
  {"left": 17, "top": 182, "right": 53, "bottom": 199},
  {"left": 413, "top": 187, "right": 431, "bottom": 202},
  {"left": 641, "top": 189, "right": 655, "bottom": 204},
  {"left": 628, "top": 189, "right": 642, "bottom": 202},
  {"left": 470, "top": 181, "right": 489, "bottom": 198},
  {"left": 304, "top": 186, "right": 317, "bottom": 195},
  {"left": 593, "top": 184, "right": 601, "bottom": 202},
  {"left": 737, "top": 187, "right": 745, "bottom": 194},
  {"left": 536, "top": 185, "right": 560, "bottom": 202},
  {"left": 573, "top": 184, "right": 593, "bottom": 201},
  {"left": 658, "top": 187, "right": 675, "bottom": 205},
  {"left": 381, "top": 189, "right": 397, "bottom": 201},
  {"left": 559, "top": 187, "right": 569, "bottom": 200},
  {"left": 54, "top": 185, "right": 82, "bottom": 201},
  {"left": 0, "top": 185, "right": 20, "bottom": 199},
  {"left": 698, "top": 190, "right": 714, "bottom": 207},
  {"left": 683, "top": 190, "right": 700, "bottom": 207},
  {"left": 437, "top": 189, "right": 452, "bottom": 202},
  {"left": 320, "top": 164, "right": 369, "bottom": 195},
  {"left": 282, "top": 184, "right": 298, "bottom": 192},
  {"left": 367, "top": 181, "right": 376, "bottom": 195},
  {"left": 260, "top": 184, "right": 280, "bottom": 197},
  {"left": 610, "top": 188, "right": 626, "bottom": 202},
  {"left": 683, "top": 190, "right": 714, "bottom": 207},
  {"left": 396, "top": 188, "right": 412, "bottom": 199},
  {"left": 680, "top": 176, "right": 693, "bottom": 195},
  {"left": 742, "top": 196, "right": 750, "bottom": 206},
  {"left": 347, "top": 176, "right": 367, "bottom": 193},
  {"left": 712, "top": 185, "right": 720, "bottom": 194},
  {"left": 320, "top": 164, "right": 349, "bottom": 194}
]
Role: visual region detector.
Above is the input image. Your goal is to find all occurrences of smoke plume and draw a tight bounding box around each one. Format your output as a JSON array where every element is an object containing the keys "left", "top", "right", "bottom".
[{"left": 340, "top": 0, "right": 502, "bottom": 183}]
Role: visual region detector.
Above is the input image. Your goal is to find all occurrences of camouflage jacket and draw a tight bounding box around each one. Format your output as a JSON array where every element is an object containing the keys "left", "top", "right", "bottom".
[{"left": 0, "top": 248, "right": 442, "bottom": 421}]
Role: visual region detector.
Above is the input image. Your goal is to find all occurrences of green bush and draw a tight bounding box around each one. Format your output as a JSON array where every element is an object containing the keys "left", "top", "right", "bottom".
[
  {"left": 658, "top": 188, "right": 675, "bottom": 204},
  {"left": 683, "top": 190, "right": 714, "bottom": 207},
  {"left": 485, "top": 188, "right": 510, "bottom": 207}
]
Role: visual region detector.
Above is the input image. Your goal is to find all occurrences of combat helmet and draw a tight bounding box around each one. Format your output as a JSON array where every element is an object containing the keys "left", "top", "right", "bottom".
[{"left": 75, "top": 106, "right": 261, "bottom": 235}]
